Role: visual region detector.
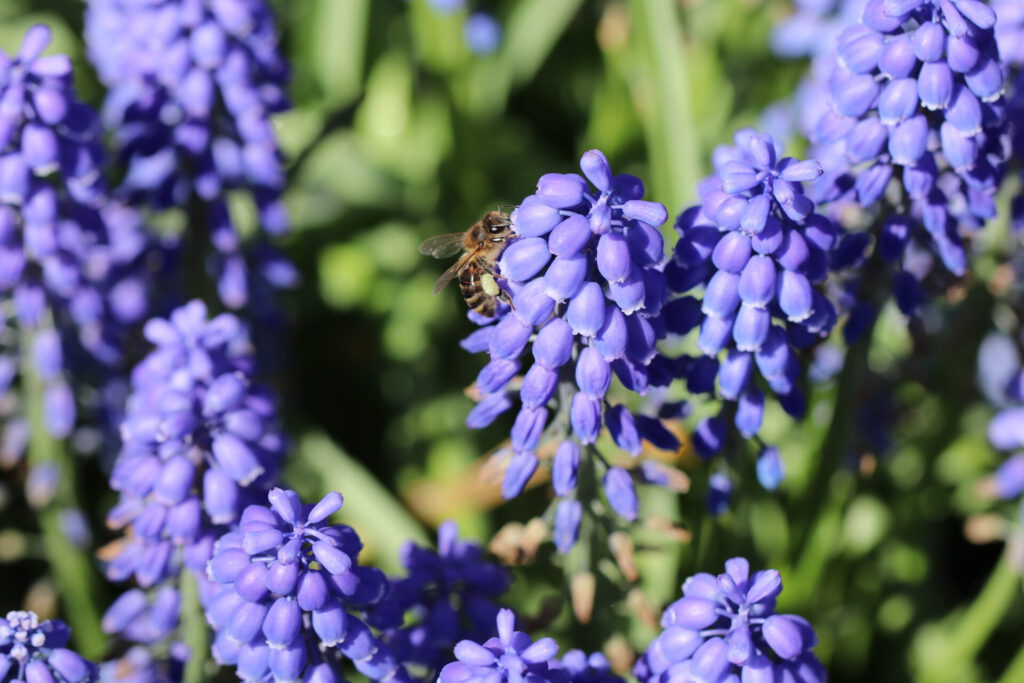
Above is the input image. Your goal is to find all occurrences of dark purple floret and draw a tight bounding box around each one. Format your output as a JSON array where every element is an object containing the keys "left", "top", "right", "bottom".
[
  {"left": 368, "top": 521, "right": 510, "bottom": 682},
  {"left": 102, "top": 300, "right": 284, "bottom": 644},
  {"left": 204, "top": 488, "right": 405, "bottom": 683},
  {"left": 460, "top": 149, "right": 685, "bottom": 552},
  {"left": 84, "top": 0, "right": 295, "bottom": 311},
  {"left": 634, "top": 558, "right": 825, "bottom": 683},
  {"left": 0, "top": 610, "right": 98, "bottom": 682}
]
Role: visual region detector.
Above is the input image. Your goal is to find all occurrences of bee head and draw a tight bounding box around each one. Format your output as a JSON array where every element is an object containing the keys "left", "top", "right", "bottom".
[{"left": 485, "top": 210, "right": 512, "bottom": 235}]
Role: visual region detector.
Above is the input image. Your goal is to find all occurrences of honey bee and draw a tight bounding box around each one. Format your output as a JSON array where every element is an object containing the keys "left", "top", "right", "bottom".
[{"left": 419, "top": 210, "right": 514, "bottom": 317}]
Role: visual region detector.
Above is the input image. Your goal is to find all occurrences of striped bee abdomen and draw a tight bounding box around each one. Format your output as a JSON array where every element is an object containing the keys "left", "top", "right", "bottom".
[{"left": 460, "top": 263, "right": 498, "bottom": 317}]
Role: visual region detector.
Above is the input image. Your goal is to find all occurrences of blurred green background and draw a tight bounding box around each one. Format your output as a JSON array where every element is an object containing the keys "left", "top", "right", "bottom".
[{"left": 1, "top": 1, "right": 1023, "bottom": 681}]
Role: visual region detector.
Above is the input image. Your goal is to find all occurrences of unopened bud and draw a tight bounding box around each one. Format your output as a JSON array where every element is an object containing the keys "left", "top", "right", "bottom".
[
  {"left": 603, "top": 634, "right": 635, "bottom": 675},
  {"left": 522, "top": 517, "right": 549, "bottom": 557},
  {"left": 964, "top": 513, "right": 1007, "bottom": 545},
  {"left": 626, "top": 587, "right": 659, "bottom": 630},
  {"left": 488, "top": 521, "right": 525, "bottom": 564},
  {"left": 571, "top": 571, "right": 595, "bottom": 623},
  {"left": 644, "top": 516, "right": 693, "bottom": 544},
  {"left": 609, "top": 531, "right": 638, "bottom": 582},
  {"left": 480, "top": 449, "right": 513, "bottom": 486}
]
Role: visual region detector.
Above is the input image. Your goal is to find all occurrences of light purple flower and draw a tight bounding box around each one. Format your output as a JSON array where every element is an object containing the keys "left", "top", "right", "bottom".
[
  {"left": 634, "top": 558, "right": 824, "bottom": 683},
  {"left": 460, "top": 150, "right": 685, "bottom": 552},
  {"left": 205, "top": 488, "right": 399, "bottom": 682}
]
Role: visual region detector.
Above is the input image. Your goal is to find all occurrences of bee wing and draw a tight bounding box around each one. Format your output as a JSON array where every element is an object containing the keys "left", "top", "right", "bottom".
[
  {"left": 432, "top": 251, "right": 476, "bottom": 295},
  {"left": 419, "top": 233, "right": 466, "bottom": 259}
]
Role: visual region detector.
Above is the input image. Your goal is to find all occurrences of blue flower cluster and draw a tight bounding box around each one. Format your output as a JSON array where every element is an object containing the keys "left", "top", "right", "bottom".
[
  {"left": 634, "top": 558, "right": 824, "bottom": 683},
  {"left": 0, "top": 25, "right": 150, "bottom": 455},
  {"left": 438, "top": 609, "right": 619, "bottom": 683},
  {"left": 369, "top": 521, "right": 509, "bottom": 680},
  {"left": 460, "top": 149, "right": 683, "bottom": 551},
  {"left": 204, "top": 488, "right": 404, "bottom": 683},
  {"left": 808, "top": 0, "right": 1009, "bottom": 287},
  {"left": 0, "top": 611, "right": 97, "bottom": 682},
  {"left": 666, "top": 129, "right": 840, "bottom": 459},
  {"left": 84, "top": 0, "right": 295, "bottom": 310},
  {"left": 102, "top": 300, "right": 284, "bottom": 642}
]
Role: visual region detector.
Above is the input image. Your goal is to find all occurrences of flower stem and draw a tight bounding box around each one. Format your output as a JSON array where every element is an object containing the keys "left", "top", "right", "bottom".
[
  {"left": 916, "top": 553, "right": 1020, "bottom": 682},
  {"left": 997, "top": 639, "right": 1024, "bottom": 683},
  {"left": 945, "top": 555, "right": 1019, "bottom": 668},
  {"left": 180, "top": 569, "right": 211, "bottom": 683},
  {"left": 21, "top": 327, "right": 105, "bottom": 658}
]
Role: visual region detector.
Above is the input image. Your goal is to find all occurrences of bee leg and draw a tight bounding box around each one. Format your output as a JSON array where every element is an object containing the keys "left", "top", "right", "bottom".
[{"left": 499, "top": 287, "right": 515, "bottom": 311}]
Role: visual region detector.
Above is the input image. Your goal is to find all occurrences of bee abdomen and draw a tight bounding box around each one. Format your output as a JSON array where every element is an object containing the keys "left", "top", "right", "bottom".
[{"left": 460, "top": 266, "right": 498, "bottom": 317}]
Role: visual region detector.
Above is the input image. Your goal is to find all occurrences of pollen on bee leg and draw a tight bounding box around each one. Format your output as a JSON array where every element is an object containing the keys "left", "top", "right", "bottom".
[{"left": 481, "top": 273, "right": 501, "bottom": 297}]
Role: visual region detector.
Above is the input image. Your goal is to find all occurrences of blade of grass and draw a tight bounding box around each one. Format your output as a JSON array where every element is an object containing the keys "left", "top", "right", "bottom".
[
  {"left": 626, "top": 0, "right": 702, "bottom": 215},
  {"left": 22, "top": 326, "right": 105, "bottom": 658}
]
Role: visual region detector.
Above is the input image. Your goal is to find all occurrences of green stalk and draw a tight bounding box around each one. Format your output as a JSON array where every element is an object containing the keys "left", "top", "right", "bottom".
[
  {"left": 179, "top": 570, "right": 210, "bottom": 683},
  {"left": 627, "top": 0, "right": 702, "bottom": 215},
  {"left": 21, "top": 327, "right": 105, "bottom": 658},
  {"left": 917, "top": 554, "right": 1020, "bottom": 682},
  {"left": 996, "top": 640, "right": 1024, "bottom": 683}
]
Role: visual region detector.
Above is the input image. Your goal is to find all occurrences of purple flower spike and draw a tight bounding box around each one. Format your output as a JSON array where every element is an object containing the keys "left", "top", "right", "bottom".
[
  {"left": 85, "top": 0, "right": 294, "bottom": 311},
  {"left": 635, "top": 559, "right": 824, "bottom": 682},
  {"left": 668, "top": 129, "right": 842, "bottom": 466},
  {"left": 796, "top": 0, "right": 1010, "bottom": 288},
  {"left": 0, "top": 25, "right": 151, "bottom": 454},
  {"left": 206, "top": 488, "right": 401, "bottom": 682},
  {"left": 456, "top": 149, "right": 680, "bottom": 551},
  {"left": 438, "top": 609, "right": 567, "bottom": 683},
  {"left": 103, "top": 301, "right": 284, "bottom": 644}
]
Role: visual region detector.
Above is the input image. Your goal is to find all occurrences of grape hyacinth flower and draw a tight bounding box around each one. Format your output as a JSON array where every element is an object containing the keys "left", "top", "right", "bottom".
[
  {"left": 102, "top": 300, "right": 284, "bottom": 643},
  {"left": 0, "top": 25, "right": 150, "bottom": 454},
  {"left": 204, "top": 488, "right": 404, "bottom": 683},
  {"left": 438, "top": 608, "right": 567, "bottom": 683},
  {"left": 84, "top": 0, "right": 295, "bottom": 310},
  {"left": 98, "top": 644, "right": 186, "bottom": 683},
  {"left": 0, "top": 611, "right": 97, "bottom": 682},
  {"left": 809, "top": 0, "right": 1010, "bottom": 283},
  {"left": 461, "top": 149, "right": 684, "bottom": 551},
  {"left": 665, "top": 129, "right": 841, "bottom": 455},
  {"left": 369, "top": 521, "right": 510, "bottom": 680},
  {"left": 464, "top": 13, "right": 502, "bottom": 55},
  {"left": 634, "top": 558, "right": 825, "bottom": 683}
]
